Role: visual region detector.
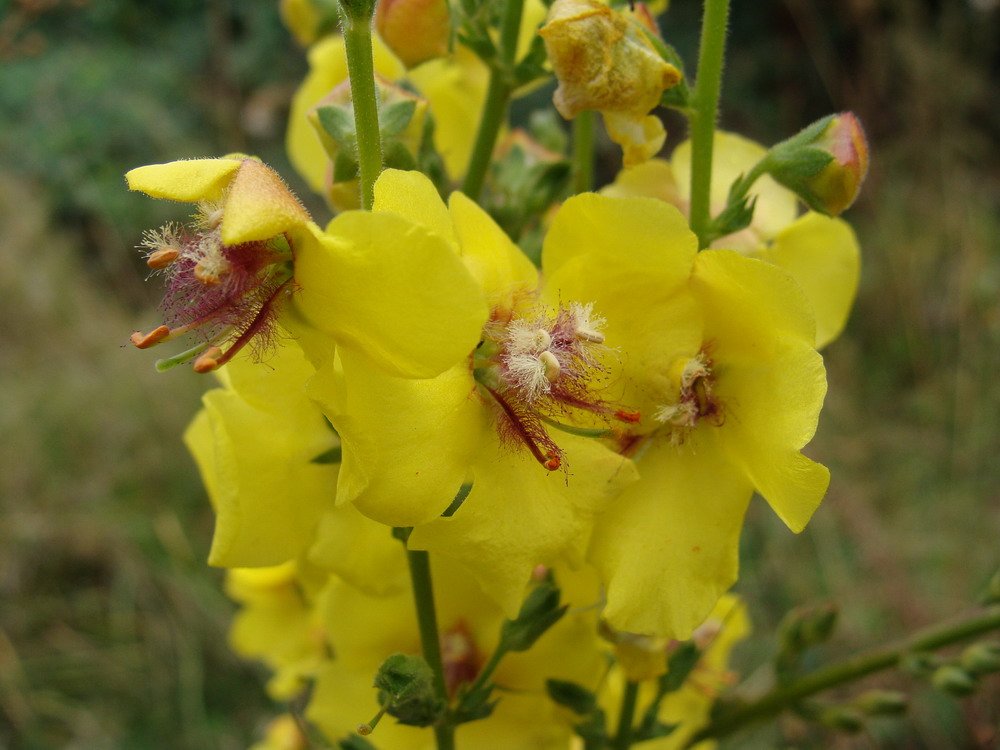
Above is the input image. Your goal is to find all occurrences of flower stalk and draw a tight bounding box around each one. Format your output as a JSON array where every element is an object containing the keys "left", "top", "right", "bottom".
[
  {"left": 461, "top": 0, "right": 525, "bottom": 201},
  {"left": 684, "top": 606, "right": 1000, "bottom": 746},
  {"left": 687, "top": 0, "right": 731, "bottom": 249},
  {"left": 571, "top": 110, "right": 596, "bottom": 194},
  {"left": 338, "top": 0, "right": 383, "bottom": 210},
  {"left": 611, "top": 680, "right": 640, "bottom": 750},
  {"left": 403, "top": 542, "right": 456, "bottom": 750}
]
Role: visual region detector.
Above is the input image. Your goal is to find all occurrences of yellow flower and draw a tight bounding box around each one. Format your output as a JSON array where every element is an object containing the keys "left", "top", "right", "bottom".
[
  {"left": 539, "top": 0, "right": 681, "bottom": 166},
  {"left": 300, "top": 169, "right": 637, "bottom": 616},
  {"left": 127, "top": 155, "right": 485, "bottom": 378},
  {"left": 604, "top": 132, "right": 861, "bottom": 348},
  {"left": 591, "top": 595, "right": 750, "bottom": 750},
  {"left": 543, "top": 193, "right": 829, "bottom": 638},
  {"left": 307, "top": 562, "right": 606, "bottom": 749}
]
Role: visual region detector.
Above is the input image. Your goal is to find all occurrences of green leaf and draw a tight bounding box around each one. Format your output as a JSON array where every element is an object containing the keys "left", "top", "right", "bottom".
[
  {"left": 338, "top": 735, "right": 378, "bottom": 750},
  {"left": 333, "top": 150, "right": 360, "bottom": 183},
  {"left": 546, "top": 679, "right": 598, "bottom": 715},
  {"left": 501, "top": 578, "right": 567, "bottom": 652}
]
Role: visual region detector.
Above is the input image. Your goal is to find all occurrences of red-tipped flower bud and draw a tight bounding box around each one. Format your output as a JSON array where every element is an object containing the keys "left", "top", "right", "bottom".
[
  {"left": 764, "top": 112, "right": 870, "bottom": 217},
  {"left": 375, "top": 0, "right": 450, "bottom": 69}
]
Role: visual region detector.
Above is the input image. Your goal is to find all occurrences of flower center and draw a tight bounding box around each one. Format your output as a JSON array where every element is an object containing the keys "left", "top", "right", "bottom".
[
  {"left": 472, "top": 299, "right": 638, "bottom": 470},
  {"left": 440, "top": 621, "right": 482, "bottom": 698},
  {"left": 130, "top": 200, "right": 294, "bottom": 373},
  {"left": 653, "top": 352, "right": 724, "bottom": 443}
]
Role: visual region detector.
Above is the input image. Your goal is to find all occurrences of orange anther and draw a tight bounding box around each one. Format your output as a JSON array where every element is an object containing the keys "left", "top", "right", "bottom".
[
  {"left": 130, "top": 325, "right": 171, "bottom": 349},
  {"left": 194, "top": 261, "right": 222, "bottom": 286},
  {"left": 544, "top": 453, "right": 561, "bottom": 471},
  {"left": 146, "top": 247, "right": 180, "bottom": 270},
  {"left": 615, "top": 409, "right": 641, "bottom": 423},
  {"left": 193, "top": 346, "right": 223, "bottom": 373}
]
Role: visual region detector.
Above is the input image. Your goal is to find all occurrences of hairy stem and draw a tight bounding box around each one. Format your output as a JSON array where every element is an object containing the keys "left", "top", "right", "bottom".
[
  {"left": 571, "top": 110, "right": 596, "bottom": 194},
  {"left": 339, "top": 3, "right": 382, "bottom": 210},
  {"left": 687, "top": 0, "right": 731, "bottom": 249},
  {"left": 461, "top": 0, "right": 524, "bottom": 201}
]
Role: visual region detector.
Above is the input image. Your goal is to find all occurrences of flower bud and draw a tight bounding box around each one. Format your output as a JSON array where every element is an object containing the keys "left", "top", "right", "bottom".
[
  {"left": 818, "top": 705, "right": 865, "bottom": 734},
  {"left": 979, "top": 568, "right": 1000, "bottom": 605},
  {"left": 764, "top": 112, "right": 869, "bottom": 217},
  {"left": 931, "top": 664, "right": 978, "bottom": 697},
  {"left": 374, "top": 653, "right": 446, "bottom": 727},
  {"left": 960, "top": 641, "right": 1000, "bottom": 676},
  {"left": 375, "top": 0, "right": 450, "bottom": 68},
  {"left": 852, "top": 689, "right": 909, "bottom": 716},
  {"left": 539, "top": 0, "right": 682, "bottom": 166},
  {"left": 500, "top": 578, "right": 568, "bottom": 653}
]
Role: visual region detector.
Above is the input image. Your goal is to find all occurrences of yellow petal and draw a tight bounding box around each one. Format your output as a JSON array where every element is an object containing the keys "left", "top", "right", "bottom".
[
  {"left": 294, "top": 213, "right": 488, "bottom": 378},
  {"left": 307, "top": 504, "right": 409, "bottom": 596},
  {"left": 671, "top": 132, "right": 798, "bottom": 241},
  {"left": 543, "top": 193, "right": 697, "bottom": 282},
  {"left": 220, "top": 159, "right": 309, "bottom": 245},
  {"left": 373, "top": 168, "right": 456, "bottom": 246},
  {"left": 588, "top": 433, "right": 753, "bottom": 638},
  {"left": 409, "top": 431, "right": 637, "bottom": 617},
  {"left": 194, "top": 388, "right": 335, "bottom": 568},
  {"left": 757, "top": 212, "right": 860, "bottom": 348},
  {"left": 307, "top": 348, "right": 489, "bottom": 526},
  {"left": 408, "top": 47, "right": 490, "bottom": 178},
  {"left": 449, "top": 190, "right": 538, "bottom": 303},
  {"left": 601, "top": 157, "right": 681, "bottom": 205},
  {"left": 692, "top": 250, "right": 829, "bottom": 531},
  {"left": 125, "top": 158, "right": 241, "bottom": 202}
]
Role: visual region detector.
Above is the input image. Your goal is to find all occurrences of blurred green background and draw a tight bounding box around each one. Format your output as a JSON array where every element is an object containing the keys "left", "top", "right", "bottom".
[{"left": 1, "top": 0, "right": 998, "bottom": 748}]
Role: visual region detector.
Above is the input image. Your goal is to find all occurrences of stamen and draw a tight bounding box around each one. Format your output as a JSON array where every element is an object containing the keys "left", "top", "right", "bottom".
[
  {"left": 193, "top": 346, "right": 223, "bottom": 373},
  {"left": 539, "top": 350, "right": 561, "bottom": 382},
  {"left": 146, "top": 247, "right": 180, "bottom": 270},
  {"left": 544, "top": 453, "right": 561, "bottom": 471},
  {"left": 130, "top": 325, "right": 171, "bottom": 349},
  {"left": 615, "top": 409, "right": 641, "bottom": 423},
  {"left": 194, "top": 259, "right": 225, "bottom": 286},
  {"left": 154, "top": 339, "right": 215, "bottom": 372},
  {"left": 486, "top": 385, "right": 562, "bottom": 471}
]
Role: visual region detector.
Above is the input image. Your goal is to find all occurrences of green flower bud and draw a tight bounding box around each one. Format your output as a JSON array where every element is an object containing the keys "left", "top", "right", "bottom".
[
  {"left": 979, "top": 569, "right": 1000, "bottom": 606},
  {"left": 931, "top": 665, "right": 978, "bottom": 697},
  {"left": 852, "top": 689, "right": 909, "bottom": 716},
  {"left": 763, "top": 112, "right": 869, "bottom": 216},
  {"left": 960, "top": 642, "right": 1000, "bottom": 676},
  {"left": 374, "top": 653, "right": 446, "bottom": 727},
  {"left": 501, "top": 578, "right": 568, "bottom": 652}
]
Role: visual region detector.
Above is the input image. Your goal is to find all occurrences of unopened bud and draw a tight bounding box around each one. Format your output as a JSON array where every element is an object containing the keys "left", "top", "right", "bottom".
[
  {"left": 501, "top": 578, "right": 567, "bottom": 652},
  {"left": 375, "top": 0, "right": 450, "bottom": 68},
  {"left": 374, "top": 653, "right": 445, "bottom": 727},
  {"left": 539, "top": 0, "right": 682, "bottom": 166},
  {"left": 960, "top": 642, "right": 1000, "bottom": 676},
  {"left": 764, "top": 112, "right": 869, "bottom": 216},
  {"left": 852, "top": 689, "right": 909, "bottom": 716},
  {"left": 931, "top": 665, "right": 978, "bottom": 697},
  {"left": 818, "top": 705, "right": 865, "bottom": 733},
  {"left": 900, "top": 651, "right": 939, "bottom": 677},
  {"left": 979, "top": 569, "right": 1000, "bottom": 605}
]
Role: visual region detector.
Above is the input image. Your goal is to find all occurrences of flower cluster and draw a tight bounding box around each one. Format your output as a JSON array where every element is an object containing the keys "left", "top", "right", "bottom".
[{"left": 124, "top": 0, "right": 869, "bottom": 746}]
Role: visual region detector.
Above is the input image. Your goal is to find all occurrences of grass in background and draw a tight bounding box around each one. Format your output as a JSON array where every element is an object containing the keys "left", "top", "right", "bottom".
[{"left": 1, "top": 0, "right": 998, "bottom": 748}]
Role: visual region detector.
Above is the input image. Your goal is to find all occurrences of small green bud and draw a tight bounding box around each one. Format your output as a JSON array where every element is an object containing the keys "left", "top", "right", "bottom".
[
  {"left": 546, "top": 679, "right": 598, "bottom": 715},
  {"left": 960, "top": 642, "right": 1000, "bottom": 676},
  {"left": 818, "top": 706, "right": 866, "bottom": 733},
  {"left": 852, "top": 690, "right": 909, "bottom": 716},
  {"left": 374, "top": 654, "right": 446, "bottom": 727},
  {"left": 979, "top": 569, "right": 1000, "bottom": 606},
  {"left": 500, "top": 579, "right": 568, "bottom": 653},
  {"left": 931, "top": 665, "right": 978, "bottom": 697},
  {"left": 338, "top": 735, "right": 378, "bottom": 750},
  {"left": 900, "top": 652, "right": 939, "bottom": 677}
]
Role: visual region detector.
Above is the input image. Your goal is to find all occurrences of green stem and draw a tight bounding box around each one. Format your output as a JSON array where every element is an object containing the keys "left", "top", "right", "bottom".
[
  {"left": 460, "top": 0, "right": 524, "bottom": 201},
  {"left": 459, "top": 646, "right": 506, "bottom": 709},
  {"left": 684, "top": 607, "right": 1000, "bottom": 746},
  {"left": 571, "top": 110, "right": 595, "bottom": 194},
  {"left": 687, "top": 0, "right": 731, "bottom": 249},
  {"left": 339, "top": 4, "right": 382, "bottom": 210},
  {"left": 611, "top": 680, "right": 640, "bottom": 750},
  {"left": 405, "top": 546, "right": 456, "bottom": 750}
]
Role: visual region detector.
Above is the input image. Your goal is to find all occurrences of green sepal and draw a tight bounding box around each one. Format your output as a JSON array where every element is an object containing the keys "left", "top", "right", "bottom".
[
  {"left": 500, "top": 578, "right": 568, "bottom": 653},
  {"left": 452, "top": 680, "right": 498, "bottom": 724},
  {"left": 374, "top": 654, "right": 446, "bottom": 727},
  {"left": 979, "top": 569, "right": 1000, "bottom": 606},
  {"left": 316, "top": 105, "right": 358, "bottom": 150},
  {"left": 338, "top": 735, "right": 379, "bottom": 750},
  {"left": 379, "top": 100, "right": 417, "bottom": 139},
  {"left": 546, "top": 678, "right": 598, "bottom": 715},
  {"left": 333, "top": 150, "right": 360, "bottom": 183}
]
